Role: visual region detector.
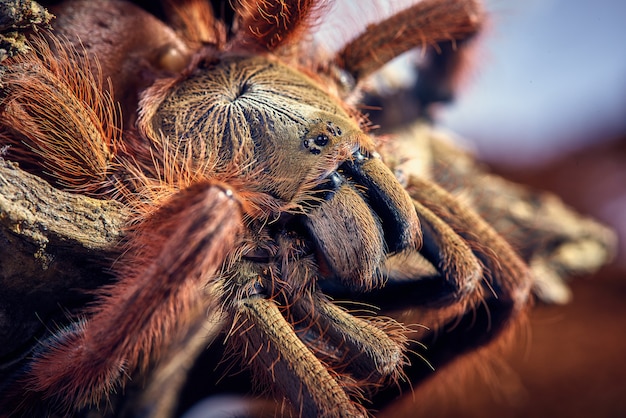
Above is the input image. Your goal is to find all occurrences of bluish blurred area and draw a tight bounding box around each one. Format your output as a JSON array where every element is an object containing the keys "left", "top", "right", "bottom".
[
  {"left": 318, "top": 0, "right": 626, "bottom": 165},
  {"left": 439, "top": 0, "right": 626, "bottom": 165}
]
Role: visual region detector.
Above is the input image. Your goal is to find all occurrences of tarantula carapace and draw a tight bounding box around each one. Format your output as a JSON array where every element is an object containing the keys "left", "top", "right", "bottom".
[{"left": 0, "top": 0, "right": 536, "bottom": 416}]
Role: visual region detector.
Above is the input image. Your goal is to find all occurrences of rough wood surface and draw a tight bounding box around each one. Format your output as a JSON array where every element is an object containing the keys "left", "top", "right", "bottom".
[
  {"left": 0, "top": 0, "right": 52, "bottom": 62},
  {"left": 0, "top": 158, "right": 125, "bottom": 361}
]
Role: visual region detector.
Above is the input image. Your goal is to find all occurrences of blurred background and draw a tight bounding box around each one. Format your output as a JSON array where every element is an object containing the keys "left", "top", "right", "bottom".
[
  {"left": 440, "top": 0, "right": 626, "bottom": 269},
  {"left": 442, "top": 0, "right": 626, "bottom": 164},
  {"left": 439, "top": 1, "right": 626, "bottom": 416},
  {"left": 321, "top": 0, "right": 626, "bottom": 417}
]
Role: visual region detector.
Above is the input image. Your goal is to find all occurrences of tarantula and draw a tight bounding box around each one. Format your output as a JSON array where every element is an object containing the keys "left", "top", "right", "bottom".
[{"left": 0, "top": 0, "right": 541, "bottom": 416}]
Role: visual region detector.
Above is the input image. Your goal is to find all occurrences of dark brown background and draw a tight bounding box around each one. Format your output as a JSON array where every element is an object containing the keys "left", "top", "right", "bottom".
[{"left": 382, "top": 137, "right": 626, "bottom": 418}]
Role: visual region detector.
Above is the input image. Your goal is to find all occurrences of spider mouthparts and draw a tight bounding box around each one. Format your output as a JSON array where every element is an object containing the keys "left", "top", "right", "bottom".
[
  {"left": 303, "top": 153, "right": 419, "bottom": 287},
  {"left": 340, "top": 154, "right": 420, "bottom": 254},
  {"left": 310, "top": 170, "right": 344, "bottom": 201}
]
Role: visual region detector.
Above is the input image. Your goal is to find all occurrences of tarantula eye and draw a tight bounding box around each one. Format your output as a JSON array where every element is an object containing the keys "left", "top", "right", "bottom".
[
  {"left": 302, "top": 130, "right": 333, "bottom": 155},
  {"left": 314, "top": 134, "right": 329, "bottom": 147}
]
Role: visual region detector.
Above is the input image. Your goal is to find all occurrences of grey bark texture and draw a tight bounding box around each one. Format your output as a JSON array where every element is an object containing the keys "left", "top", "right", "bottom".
[{"left": 0, "top": 158, "right": 125, "bottom": 361}]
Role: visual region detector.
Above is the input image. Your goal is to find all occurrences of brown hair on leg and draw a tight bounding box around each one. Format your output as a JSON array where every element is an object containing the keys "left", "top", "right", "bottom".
[
  {"left": 15, "top": 182, "right": 242, "bottom": 413},
  {"left": 336, "top": 0, "right": 484, "bottom": 84},
  {"left": 232, "top": 0, "right": 324, "bottom": 51}
]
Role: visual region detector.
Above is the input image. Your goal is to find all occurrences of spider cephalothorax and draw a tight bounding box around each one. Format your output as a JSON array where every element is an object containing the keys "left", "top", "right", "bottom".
[
  {"left": 140, "top": 53, "right": 420, "bottom": 286},
  {"left": 0, "top": 0, "right": 614, "bottom": 417}
]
